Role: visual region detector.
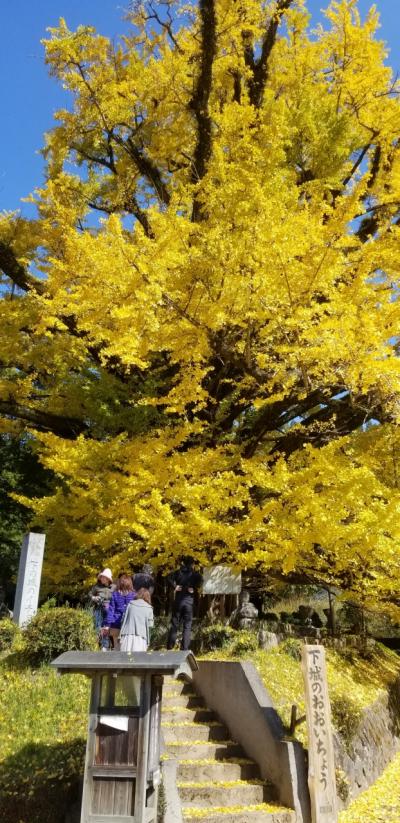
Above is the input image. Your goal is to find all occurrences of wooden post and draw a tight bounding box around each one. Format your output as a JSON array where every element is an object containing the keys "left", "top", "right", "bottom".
[
  {"left": 81, "top": 674, "right": 101, "bottom": 823},
  {"left": 327, "top": 590, "right": 336, "bottom": 637},
  {"left": 134, "top": 673, "right": 152, "bottom": 823},
  {"left": 301, "top": 645, "right": 338, "bottom": 823}
]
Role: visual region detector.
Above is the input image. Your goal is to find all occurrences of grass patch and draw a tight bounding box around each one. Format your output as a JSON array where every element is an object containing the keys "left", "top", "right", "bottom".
[{"left": 0, "top": 657, "right": 89, "bottom": 822}]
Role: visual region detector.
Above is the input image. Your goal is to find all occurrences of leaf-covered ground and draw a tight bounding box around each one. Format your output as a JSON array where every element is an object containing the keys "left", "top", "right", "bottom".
[
  {"left": 339, "top": 750, "right": 400, "bottom": 823},
  {"left": 0, "top": 655, "right": 89, "bottom": 822}
]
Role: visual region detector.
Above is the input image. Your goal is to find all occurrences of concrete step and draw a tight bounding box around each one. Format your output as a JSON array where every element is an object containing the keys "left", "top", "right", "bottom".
[
  {"left": 162, "top": 679, "right": 295, "bottom": 823},
  {"left": 163, "top": 682, "right": 195, "bottom": 698},
  {"left": 177, "top": 759, "right": 260, "bottom": 782},
  {"left": 162, "top": 707, "right": 216, "bottom": 723},
  {"left": 164, "top": 741, "right": 244, "bottom": 759},
  {"left": 162, "top": 693, "right": 205, "bottom": 709},
  {"left": 182, "top": 806, "right": 296, "bottom": 823},
  {"left": 162, "top": 721, "right": 229, "bottom": 743},
  {"left": 179, "top": 779, "right": 273, "bottom": 807}
]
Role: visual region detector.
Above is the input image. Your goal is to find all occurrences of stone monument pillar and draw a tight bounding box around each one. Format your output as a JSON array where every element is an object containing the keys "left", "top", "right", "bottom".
[{"left": 13, "top": 532, "right": 46, "bottom": 626}]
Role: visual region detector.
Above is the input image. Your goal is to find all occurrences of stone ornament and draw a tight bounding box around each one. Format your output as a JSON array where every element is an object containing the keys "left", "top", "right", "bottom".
[{"left": 230, "top": 589, "right": 259, "bottom": 629}]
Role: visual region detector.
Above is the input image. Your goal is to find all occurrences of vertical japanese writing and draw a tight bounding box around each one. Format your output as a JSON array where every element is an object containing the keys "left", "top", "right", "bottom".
[
  {"left": 301, "top": 644, "right": 337, "bottom": 823},
  {"left": 13, "top": 533, "right": 45, "bottom": 626}
]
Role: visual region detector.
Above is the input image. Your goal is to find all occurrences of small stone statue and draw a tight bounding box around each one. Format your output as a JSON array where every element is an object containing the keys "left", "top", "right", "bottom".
[{"left": 230, "top": 589, "right": 258, "bottom": 630}]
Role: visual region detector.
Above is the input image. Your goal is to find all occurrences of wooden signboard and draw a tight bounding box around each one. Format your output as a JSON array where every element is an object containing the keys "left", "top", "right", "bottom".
[
  {"left": 202, "top": 565, "right": 242, "bottom": 595},
  {"left": 301, "top": 645, "right": 338, "bottom": 823}
]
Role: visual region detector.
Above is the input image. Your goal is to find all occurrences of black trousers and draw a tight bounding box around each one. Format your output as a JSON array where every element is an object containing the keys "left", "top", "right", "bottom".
[{"left": 167, "top": 598, "right": 194, "bottom": 650}]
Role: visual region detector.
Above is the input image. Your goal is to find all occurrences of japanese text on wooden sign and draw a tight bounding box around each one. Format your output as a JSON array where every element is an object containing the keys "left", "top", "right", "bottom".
[{"left": 301, "top": 644, "right": 338, "bottom": 823}]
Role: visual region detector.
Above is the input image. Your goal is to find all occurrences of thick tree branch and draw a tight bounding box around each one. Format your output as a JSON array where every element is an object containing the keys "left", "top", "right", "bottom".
[
  {"left": 239, "top": 383, "right": 380, "bottom": 459},
  {"left": 269, "top": 396, "right": 378, "bottom": 458},
  {"left": 89, "top": 196, "right": 154, "bottom": 237},
  {"left": 74, "top": 135, "right": 159, "bottom": 231},
  {"left": 73, "top": 128, "right": 170, "bottom": 210},
  {"left": 356, "top": 205, "right": 400, "bottom": 242},
  {"left": 356, "top": 140, "right": 400, "bottom": 241},
  {"left": 0, "top": 400, "right": 88, "bottom": 438},
  {"left": 189, "top": 0, "right": 217, "bottom": 221},
  {"left": 0, "top": 242, "right": 45, "bottom": 295},
  {"left": 247, "top": 0, "right": 294, "bottom": 109},
  {"left": 123, "top": 138, "right": 171, "bottom": 206},
  {"left": 366, "top": 142, "right": 382, "bottom": 190},
  {"left": 241, "top": 386, "right": 342, "bottom": 458},
  {"left": 71, "top": 143, "right": 117, "bottom": 173},
  {"left": 126, "top": 195, "right": 154, "bottom": 235}
]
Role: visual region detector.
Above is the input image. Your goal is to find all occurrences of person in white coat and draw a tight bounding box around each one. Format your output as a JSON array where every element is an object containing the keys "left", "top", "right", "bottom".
[{"left": 120, "top": 588, "right": 154, "bottom": 652}]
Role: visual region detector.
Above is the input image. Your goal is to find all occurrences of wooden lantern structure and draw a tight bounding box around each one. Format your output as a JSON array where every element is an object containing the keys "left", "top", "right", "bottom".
[{"left": 51, "top": 651, "right": 197, "bottom": 823}]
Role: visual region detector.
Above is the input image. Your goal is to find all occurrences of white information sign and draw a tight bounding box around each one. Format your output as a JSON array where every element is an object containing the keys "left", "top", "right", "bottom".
[
  {"left": 13, "top": 532, "right": 45, "bottom": 626},
  {"left": 202, "top": 565, "right": 241, "bottom": 595},
  {"left": 100, "top": 715, "right": 129, "bottom": 732},
  {"left": 301, "top": 644, "right": 338, "bottom": 823}
]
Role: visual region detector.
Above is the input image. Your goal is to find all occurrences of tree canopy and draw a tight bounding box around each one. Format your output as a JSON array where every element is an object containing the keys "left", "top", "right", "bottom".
[{"left": 0, "top": 0, "right": 399, "bottom": 607}]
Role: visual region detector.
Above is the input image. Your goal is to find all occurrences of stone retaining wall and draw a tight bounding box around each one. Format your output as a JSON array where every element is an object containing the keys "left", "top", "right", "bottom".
[{"left": 334, "top": 678, "right": 400, "bottom": 806}]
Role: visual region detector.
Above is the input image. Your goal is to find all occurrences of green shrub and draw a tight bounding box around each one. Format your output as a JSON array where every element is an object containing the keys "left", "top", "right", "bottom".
[
  {"left": 193, "top": 623, "right": 235, "bottom": 653},
  {"left": 335, "top": 767, "right": 351, "bottom": 803},
  {"left": 331, "top": 694, "right": 362, "bottom": 750},
  {"left": 280, "top": 637, "right": 302, "bottom": 661},
  {"left": 22, "top": 607, "right": 97, "bottom": 665},
  {"left": 230, "top": 630, "right": 258, "bottom": 656},
  {"left": 150, "top": 616, "right": 170, "bottom": 650},
  {"left": 40, "top": 596, "right": 58, "bottom": 610},
  {"left": 0, "top": 617, "right": 19, "bottom": 652}
]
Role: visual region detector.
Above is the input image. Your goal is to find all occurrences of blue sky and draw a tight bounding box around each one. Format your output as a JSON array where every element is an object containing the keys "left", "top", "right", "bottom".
[{"left": 1, "top": 0, "right": 399, "bottom": 214}]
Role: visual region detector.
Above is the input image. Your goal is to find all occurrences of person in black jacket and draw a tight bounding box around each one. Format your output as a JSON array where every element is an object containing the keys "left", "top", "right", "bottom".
[
  {"left": 167, "top": 556, "right": 202, "bottom": 651},
  {"left": 132, "top": 564, "right": 155, "bottom": 596}
]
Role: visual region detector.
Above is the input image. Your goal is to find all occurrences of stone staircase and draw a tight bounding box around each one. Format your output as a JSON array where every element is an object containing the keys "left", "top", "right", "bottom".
[{"left": 162, "top": 680, "right": 296, "bottom": 823}]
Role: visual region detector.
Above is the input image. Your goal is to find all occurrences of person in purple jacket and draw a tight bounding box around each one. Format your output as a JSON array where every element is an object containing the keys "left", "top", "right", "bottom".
[{"left": 102, "top": 573, "right": 135, "bottom": 650}]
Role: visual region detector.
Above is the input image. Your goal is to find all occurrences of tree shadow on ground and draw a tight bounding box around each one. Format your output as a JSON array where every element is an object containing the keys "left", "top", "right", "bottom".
[
  {"left": 1, "top": 648, "right": 32, "bottom": 670},
  {"left": 0, "top": 738, "right": 85, "bottom": 823}
]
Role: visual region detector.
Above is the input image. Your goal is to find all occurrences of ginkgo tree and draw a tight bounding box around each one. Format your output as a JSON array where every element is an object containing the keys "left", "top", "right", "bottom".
[{"left": 0, "top": 0, "right": 399, "bottom": 607}]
